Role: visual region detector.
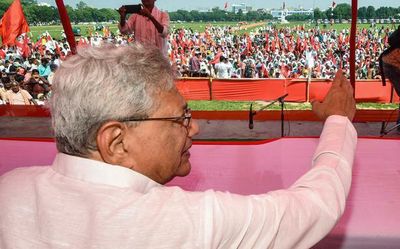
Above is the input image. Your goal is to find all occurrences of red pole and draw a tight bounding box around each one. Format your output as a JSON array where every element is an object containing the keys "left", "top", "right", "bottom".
[
  {"left": 349, "top": 0, "right": 358, "bottom": 93},
  {"left": 55, "top": 0, "right": 77, "bottom": 55}
]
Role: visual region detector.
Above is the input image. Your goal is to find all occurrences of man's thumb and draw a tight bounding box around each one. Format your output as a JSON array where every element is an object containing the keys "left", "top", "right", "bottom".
[{"left": 311, "top": 100, "right": 322, "bottom": 115}]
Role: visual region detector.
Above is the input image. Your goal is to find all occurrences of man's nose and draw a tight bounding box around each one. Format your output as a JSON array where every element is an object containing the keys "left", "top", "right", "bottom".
[{"left": 188, "top": 119, "right": 199, "bottom": 138}]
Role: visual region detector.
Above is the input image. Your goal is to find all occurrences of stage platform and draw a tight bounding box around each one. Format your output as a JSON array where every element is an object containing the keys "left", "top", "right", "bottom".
[
  {"left": 0, "top": 106, "right": 399, "bottom": 139},
  {"left": 1, "top": 138, "right": 399, "bottom": 248}
]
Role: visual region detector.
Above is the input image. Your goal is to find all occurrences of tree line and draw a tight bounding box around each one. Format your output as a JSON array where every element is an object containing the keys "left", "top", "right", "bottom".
[
  {"left": 0, "top": 1, "right": 399, "bottom": 25},
  {"left": 312, "top": 4, "right": 400, "bottom": 21}
]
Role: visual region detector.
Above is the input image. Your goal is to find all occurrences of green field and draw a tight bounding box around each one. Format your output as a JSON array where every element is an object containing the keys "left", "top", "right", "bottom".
[
  {"left": 28, "top": 21, "right": 396, "bottom": 41},
  {"left": 29, "top": 21, "right": 265, "bottom": 40},
  {"left": 188, "top": 101, "right": 399, "bottom": 111}
]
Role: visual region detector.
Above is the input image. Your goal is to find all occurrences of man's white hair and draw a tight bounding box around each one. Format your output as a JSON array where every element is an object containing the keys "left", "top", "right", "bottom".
[{"left": 49, "top": 44, "right": 175, "bottom": 156}]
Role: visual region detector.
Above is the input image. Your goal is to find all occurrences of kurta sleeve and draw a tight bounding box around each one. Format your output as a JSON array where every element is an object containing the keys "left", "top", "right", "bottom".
[
  {"left": 199, "top": 115, "right": 357, "bottom": 249},
  {"left": 118, "top": 14, "right": 137, "bottom": 35}
]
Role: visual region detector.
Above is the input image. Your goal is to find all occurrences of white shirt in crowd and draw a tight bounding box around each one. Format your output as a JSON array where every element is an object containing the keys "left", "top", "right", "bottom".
[{"left": 215, "top": 61, "right": 233, "bottom": 79}]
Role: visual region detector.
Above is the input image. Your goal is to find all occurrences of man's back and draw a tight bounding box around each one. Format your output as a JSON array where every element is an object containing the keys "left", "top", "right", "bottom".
[
  {"left": 215, "top": 62, "right": 231, "bottom": 78},
  {"left": 0, "top": 160, "right": 208, "bottom": 248}
]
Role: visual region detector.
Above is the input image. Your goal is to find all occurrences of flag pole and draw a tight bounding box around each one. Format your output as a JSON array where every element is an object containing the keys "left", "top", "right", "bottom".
[
  {"left": 349, "top": 0, "right": 358, "bottom": 94},
  {"left": 55, "top": 0, "right": 77, "bottom": 55}
]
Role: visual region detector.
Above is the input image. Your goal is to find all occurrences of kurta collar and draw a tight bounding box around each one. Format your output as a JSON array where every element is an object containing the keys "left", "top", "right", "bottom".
[{"left": 51, "top": 153, "right": 161, "bottom": 193}]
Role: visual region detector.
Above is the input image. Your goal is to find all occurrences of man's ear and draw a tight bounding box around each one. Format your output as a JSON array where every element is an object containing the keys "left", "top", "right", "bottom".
[{"left": 96, "top": 121, "right": 127, "bottom": 165}]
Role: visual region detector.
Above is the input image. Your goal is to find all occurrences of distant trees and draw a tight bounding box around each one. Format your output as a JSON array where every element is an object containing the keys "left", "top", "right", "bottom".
[
  {"left": 0, "top": 1, "right": 398, "bottom": 25},
  {"left": 290, "top": 4, "right": 399, "bottom": 21},
  {"left": 313, "top": 3, "right": 400, "bottom": 21},
  {"left": 0, "top": 0, "right": 13, "bottom": 17},
  {"left": 169, "top": 8, "right": 273, "bottom": 22},
  {"left": 332, "top": 3, "right": 352, "bottom": 20},
  {"left": 0, "top": 0, "right": 119, "bottom": 25}
]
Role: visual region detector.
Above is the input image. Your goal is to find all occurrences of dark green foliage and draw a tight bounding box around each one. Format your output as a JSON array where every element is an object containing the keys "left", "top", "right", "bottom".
[{"left": 0, "top": 1, "right": 399, "bottom": 24}]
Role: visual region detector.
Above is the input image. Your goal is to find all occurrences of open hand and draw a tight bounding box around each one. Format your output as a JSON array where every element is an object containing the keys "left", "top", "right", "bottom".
[{"left": 312, "top": 69, "right": 356, "bottom": 121}]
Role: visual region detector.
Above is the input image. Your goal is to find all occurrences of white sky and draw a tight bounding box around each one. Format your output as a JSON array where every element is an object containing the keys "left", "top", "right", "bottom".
[{"left": 39, "top": 0, "right": 399, "bottom": 11}]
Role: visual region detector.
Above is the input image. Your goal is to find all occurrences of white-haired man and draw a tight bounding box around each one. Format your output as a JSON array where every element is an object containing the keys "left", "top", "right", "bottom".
[{"left": 0, "top": 44, "right": 357, "bottom": 248}]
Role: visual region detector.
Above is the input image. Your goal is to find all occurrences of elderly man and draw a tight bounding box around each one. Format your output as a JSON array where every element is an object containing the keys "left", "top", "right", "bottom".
[
  {"left": 118, "top": 0, "right": 169, "bottom": 55},
  {"left": 0, "top": 44, "right": 356, "bottom": 248},
  {"left": 4, "top": 81, "right": 34, "bottom": 105}
]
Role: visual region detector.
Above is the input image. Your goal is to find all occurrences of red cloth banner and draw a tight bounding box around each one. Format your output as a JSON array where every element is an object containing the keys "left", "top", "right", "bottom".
[
  {"left": 285, "top": 80, "right": 307, "bottom": 102},
  {"left": 175, "top": 78, "right": 210, "bottom": 100},
  {"left": 308, "top": 81, "right": 333, "bottom": 102},
  {"left": 212, "top": 79, "right": 285, "bottom": 101},
  {"left": 175, "top": 78, "right": 399, "bottom": 103},
  {"left": 0, "top": 0, "right": 30, "bottom": 46},
  {"left": 211, "top": 79, "right": 306, "bottom": 102},
  {"left": 309, "top": 80, "right": 399, "bottom": 103},
  {"left": 355, "top": 80, "right": 393, "bottom": 103}
]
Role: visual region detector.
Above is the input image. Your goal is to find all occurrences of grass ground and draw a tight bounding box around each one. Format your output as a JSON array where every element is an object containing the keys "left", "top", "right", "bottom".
[
  {"left": 28, "top": 21, "right": 396, "bottom": 41},
  {"left": 188, "top": 101, "right": 399, "bottom": 111},
  {"left": 30, "top": 21, "right": 256, "bottom": 40}
]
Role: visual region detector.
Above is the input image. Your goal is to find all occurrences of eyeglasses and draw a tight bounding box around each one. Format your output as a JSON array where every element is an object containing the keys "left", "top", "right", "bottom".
[{"left": 120, "top": 108, "right": 192, "bottom": 128}]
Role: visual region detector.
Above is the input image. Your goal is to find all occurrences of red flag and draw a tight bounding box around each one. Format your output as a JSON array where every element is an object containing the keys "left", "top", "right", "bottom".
[
  {"left": 170, "top": 50, "right": 176, "bottom": 63},
  {"left": 246, "top": 36, "right": 252, "bottom": 54},
  {"left": 0, "top": 0, "right": 30, "bottom": 46},
  {"left": 224, "top": 2, "right": 228, "bottom": 10},
  {"left": 46, "top": 31, "right": 53, "bottom": 42},
  {"left": 331, "top": 1, "right": 337, "bottom": 9},
  {"left": 16, "top": 34, "right": 30, "bottom": 58},
  {"left": 265, "top": 33, "right": 269, "bottom": 51},
  {"left": 271, "top": 38, "right": 276, "bottom": 51},
  {"left": 338, "top": 33, "right": 344, "bottom": 46},
  {"left": 210, "top": 51, "right": 222, "bottom": 64},
  {"left": 0, "top": 48, "right": 5, "bottom": 59},
  {"left": 55, "top": 42, "right": 61, "bottom": 56},
  {"left": 373, "top": 43, "right": 377, "bottom": 54},
  {"left": 384, "top": 35, "right": 389, "bottom": 46}
]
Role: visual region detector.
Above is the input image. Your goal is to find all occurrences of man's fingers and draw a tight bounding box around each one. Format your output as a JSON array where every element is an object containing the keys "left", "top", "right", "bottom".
[
  {"left": 311, "top": 100, "right": 323, "bottom": 116},
  {"left": 340, "top": 75, "right": 354, "bottom": 95},
  {"left": 332, "top": 69, "right": 343, "bottom": 87}
]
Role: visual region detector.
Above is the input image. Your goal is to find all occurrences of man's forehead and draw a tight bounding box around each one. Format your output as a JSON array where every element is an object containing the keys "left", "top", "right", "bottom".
[{"left": 158, "top": 90, "right": 187, "bottom": 111}]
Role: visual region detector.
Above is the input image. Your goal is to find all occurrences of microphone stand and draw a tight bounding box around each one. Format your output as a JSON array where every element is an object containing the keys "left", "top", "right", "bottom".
[
  {"left": 249, "top": 93, "right": 288, "bottom": 137},
  {"left": 380, "top": 103, "right": 400, "bottom": 137},
  {"left": 279, "top": 94, "right": 286, "bottom": 137}
]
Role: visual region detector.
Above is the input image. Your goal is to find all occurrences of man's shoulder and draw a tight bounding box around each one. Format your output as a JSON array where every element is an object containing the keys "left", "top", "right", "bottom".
[
  {"left": 154, "top": 6, "right": 168, "bottom": 14},
  {"left": 1, "top": 166, "right": 51, "bottom": 189},
  {"left": 0, "top": 167, "right": 51, "bottom": 217},
  {"left": 20, "top": 89, "right": 30, "bottom": 94},
  {"left": 154, "top": 6, "right": 169, "bottom": 18}
]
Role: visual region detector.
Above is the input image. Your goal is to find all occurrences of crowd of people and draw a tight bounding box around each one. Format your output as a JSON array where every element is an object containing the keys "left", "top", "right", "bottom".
[
  {"left": 170, "top": 24, "right": 394, "bottom": 80},
  {"left": 0, "top": 22, "right": 395, "bottom": 105}
]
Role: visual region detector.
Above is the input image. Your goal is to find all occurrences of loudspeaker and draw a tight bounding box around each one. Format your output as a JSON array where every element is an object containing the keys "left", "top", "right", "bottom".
[{"left": 380, "top": 26, "right": 400, "bottom": 96}]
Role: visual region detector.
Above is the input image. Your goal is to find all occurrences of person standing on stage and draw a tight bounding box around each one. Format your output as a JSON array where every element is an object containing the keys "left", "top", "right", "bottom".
[{"left": 118, "top": 0, "right": 169, "bottom": 55}]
